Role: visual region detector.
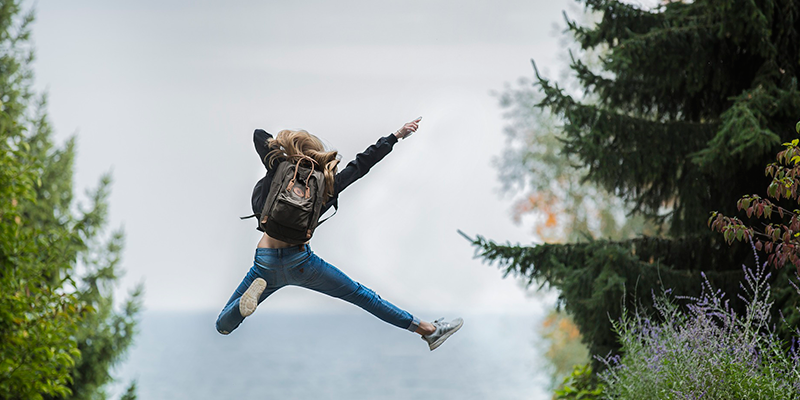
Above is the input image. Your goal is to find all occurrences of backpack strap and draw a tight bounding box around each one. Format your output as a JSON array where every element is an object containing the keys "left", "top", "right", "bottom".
[
  {"left": 243, "top": 205, "right": 337, "bottom": 223},
  {"left": 240, "top": 165, "right": 277, "bottom": 220},
  {"left": 317, "top": 203, "right": 337, "bottom": 226}
]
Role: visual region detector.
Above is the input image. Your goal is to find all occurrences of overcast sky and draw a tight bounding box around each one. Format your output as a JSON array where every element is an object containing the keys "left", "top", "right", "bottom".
[{"left": 29, "top": 0, "right": 582, "bottom": 315}]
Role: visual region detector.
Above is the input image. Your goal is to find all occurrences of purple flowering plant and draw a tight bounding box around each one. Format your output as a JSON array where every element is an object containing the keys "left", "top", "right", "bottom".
[{"left": 597, "top": 241, "right": 800, "bottom": 399}]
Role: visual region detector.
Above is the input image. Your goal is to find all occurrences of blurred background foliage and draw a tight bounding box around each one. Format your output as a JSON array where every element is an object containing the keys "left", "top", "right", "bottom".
[{"left": 0, "top": 2, "right": 141, "bottom": 399}]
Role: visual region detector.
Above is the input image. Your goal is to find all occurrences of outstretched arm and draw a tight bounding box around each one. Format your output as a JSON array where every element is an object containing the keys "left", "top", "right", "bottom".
[{"left": 333, "top": 117, "right": 422, "bottom": 195}]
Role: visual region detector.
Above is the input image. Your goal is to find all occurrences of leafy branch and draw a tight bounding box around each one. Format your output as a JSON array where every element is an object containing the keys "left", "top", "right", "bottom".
[{"left": 709, "top": 121, "right": 800, "bottom": 270}]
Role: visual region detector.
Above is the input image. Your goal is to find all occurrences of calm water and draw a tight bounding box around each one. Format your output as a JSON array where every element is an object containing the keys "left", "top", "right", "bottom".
[{"left": 113, "top": 310, "right": 549, "bottom": 399}]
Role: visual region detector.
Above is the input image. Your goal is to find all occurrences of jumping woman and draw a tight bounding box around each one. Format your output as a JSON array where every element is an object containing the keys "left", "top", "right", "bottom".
[{"left": 215, "top": 118, "right": 463, "bottom": 351}]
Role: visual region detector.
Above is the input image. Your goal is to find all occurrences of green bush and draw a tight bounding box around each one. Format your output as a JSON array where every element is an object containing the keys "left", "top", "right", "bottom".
[{"left": 554, "top": 364, "right": 604, "bottom": 400}]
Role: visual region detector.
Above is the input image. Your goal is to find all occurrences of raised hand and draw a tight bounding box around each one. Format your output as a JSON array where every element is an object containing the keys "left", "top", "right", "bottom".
[{"left": 394, "top": 117, "right": 422, "bottom": 140}]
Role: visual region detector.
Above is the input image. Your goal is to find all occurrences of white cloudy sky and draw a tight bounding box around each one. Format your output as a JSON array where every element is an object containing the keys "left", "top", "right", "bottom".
[{"left": 29, "top": 0, "right": 585, "bottom": 315}]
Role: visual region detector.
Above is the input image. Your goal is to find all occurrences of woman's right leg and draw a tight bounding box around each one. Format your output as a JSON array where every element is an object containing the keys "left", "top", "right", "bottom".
[
  {"left": 293, "top": 252, "right": 421, "bottom": 333},
  {"left": 295, "top": 252, "right": 464, "bottom": 350}
]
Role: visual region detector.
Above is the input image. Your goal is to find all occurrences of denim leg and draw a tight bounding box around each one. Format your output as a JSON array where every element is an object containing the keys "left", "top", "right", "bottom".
[
  {"left": 295, "top": 253, "right": 420, "bottom": 332},
  {"left": 215, "top": 264, "right": 280, "bottom": 335}
]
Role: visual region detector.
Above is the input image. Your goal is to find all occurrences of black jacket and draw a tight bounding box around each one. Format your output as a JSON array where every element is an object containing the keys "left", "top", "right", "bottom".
[{"left": 249, "top": 129, "right": 399, "bottom": 231}]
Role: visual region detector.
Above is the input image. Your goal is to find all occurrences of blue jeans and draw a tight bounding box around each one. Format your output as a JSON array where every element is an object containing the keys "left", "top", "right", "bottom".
[{"left": 216, "top": 245, "right": 420, "bottom": 335}]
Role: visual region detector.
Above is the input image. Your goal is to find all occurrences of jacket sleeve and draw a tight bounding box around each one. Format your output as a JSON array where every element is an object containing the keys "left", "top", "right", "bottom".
[
  {"left": 254, "top": 129, "right": 274, "bottom": 170},
  {"left": 331, "top": 133, "right": 398, "bottom": 198}
]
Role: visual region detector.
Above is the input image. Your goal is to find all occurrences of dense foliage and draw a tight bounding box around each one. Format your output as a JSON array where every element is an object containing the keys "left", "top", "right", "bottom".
[
  {"left": 0, "top": 2, "right": 141, "bottom": 399},
  {"left": 472, "top": 0, "right": 800, "bottom": 365}
]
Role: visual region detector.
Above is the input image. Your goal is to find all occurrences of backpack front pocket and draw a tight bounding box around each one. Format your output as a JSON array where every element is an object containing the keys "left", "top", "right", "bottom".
[{"left": 273, "top": 193, "right": 313, "bottom": 229}]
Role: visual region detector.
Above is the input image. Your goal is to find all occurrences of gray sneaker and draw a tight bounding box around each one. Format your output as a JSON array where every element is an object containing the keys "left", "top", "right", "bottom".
[
  {"left": 422, "top": 317, "right": 464, "bottom": 351},
  {"left": 239, "top": 278, "right": 266, "bottom": 318}
]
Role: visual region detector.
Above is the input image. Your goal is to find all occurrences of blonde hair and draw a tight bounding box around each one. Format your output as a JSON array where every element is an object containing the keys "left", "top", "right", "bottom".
[{"left": 266, "top": 129, "right": 340, "bottom": 200}]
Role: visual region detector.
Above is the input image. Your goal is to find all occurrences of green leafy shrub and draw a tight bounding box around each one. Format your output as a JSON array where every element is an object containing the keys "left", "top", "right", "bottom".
[{"left": 554, "top": 364, "right": 604, "bottom": 400}]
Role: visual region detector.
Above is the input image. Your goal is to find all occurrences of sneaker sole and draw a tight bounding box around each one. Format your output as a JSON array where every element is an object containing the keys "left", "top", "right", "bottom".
[
  {"left": 239, "top": 278, "right": 266, "bottom": 317},
  {"left": 429, "top": 319, "right": 464, "bottom": 351}
]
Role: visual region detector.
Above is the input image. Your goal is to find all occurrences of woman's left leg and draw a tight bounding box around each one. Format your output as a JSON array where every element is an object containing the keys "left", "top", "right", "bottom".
[
  {"left": 215, "top": 262, "right": 281, "bottom": 335},
  {"left": 293, "top": 252, "right": 421, "bottom": 333}
]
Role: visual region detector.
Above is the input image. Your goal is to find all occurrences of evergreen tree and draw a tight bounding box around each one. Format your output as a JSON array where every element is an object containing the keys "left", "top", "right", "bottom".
[
  {"left": 468, "top": 0, "right": 800, "bottom": 364},
  {"left": 0, "top": 2, "right": 141, "bottom": 398}
]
